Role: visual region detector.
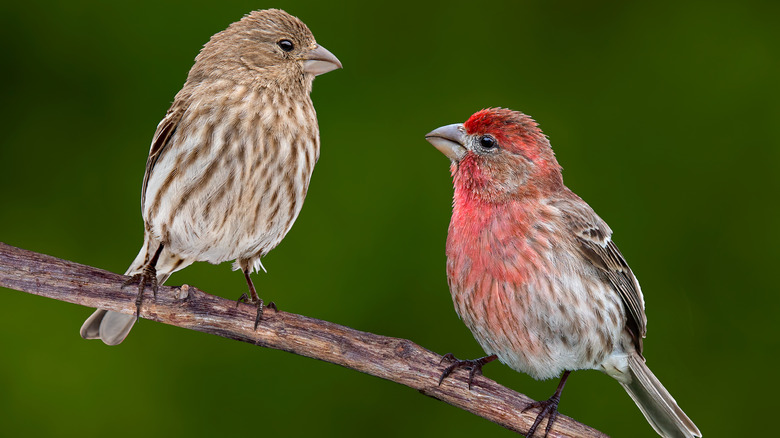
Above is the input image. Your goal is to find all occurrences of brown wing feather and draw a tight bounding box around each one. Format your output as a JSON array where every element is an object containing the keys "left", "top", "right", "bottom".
[
  {"left": 559, "top": 193, "right": 647, "bottom": 353},
  {"left": 140, "top": 103, "right": 187, "bottom": 208}
]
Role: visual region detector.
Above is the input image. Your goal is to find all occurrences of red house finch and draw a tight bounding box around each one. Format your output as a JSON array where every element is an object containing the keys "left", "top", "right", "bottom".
[
  {"left": 426, "top": 108, "right": 700, "bottom": 438},
  {"left": 80, "top": 9, "right": 341, "bottom": 345}
]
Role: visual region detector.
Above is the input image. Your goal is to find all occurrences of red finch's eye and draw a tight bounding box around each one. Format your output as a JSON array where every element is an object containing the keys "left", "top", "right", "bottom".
[
  {"left": 277, "top": 39, "right": 294, "bottom": 52},
  {"left": 479, "top": 135, "right": 497, "bottom": 150}
]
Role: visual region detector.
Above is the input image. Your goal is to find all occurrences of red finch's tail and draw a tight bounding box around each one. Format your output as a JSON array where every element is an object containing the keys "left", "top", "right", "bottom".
[{"left": 620, "top": 353, "right": 701, "bottom": 438}]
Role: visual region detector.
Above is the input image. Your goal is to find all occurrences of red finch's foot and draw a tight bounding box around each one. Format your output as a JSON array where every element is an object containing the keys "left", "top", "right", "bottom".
[
  {"left": 122, "top": 244, "right": 164, "bottom": 320},
  {"left": 437, "top": 353, "right": 497, "bottom": 389},
  {"left": 522, "top": 370, "right": 571, "bottom": 438}
]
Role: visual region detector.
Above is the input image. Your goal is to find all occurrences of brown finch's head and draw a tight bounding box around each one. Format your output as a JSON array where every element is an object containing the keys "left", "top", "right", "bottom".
[
  {"left": 187, "top": 9, "right": 341, "bottom": 87},
  {"left": 426, "top": 108, "right": 563, "bottom": 201}
]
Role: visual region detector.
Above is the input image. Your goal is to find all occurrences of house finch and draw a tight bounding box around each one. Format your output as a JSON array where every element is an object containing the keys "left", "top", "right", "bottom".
[
  {"left": 425, "top": 108, "right": 701, "bottom": 438},
  {"left": 80, "top": 9, "right": 341, "bottom": 345}
]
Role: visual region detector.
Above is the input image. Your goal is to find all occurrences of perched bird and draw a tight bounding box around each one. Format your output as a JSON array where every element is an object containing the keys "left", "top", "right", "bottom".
[
  {"left": 81, "top": 9, "right": 341, "bottom": 345},
  {"left": 425, "top": 108, "right": 700, "bottom": 438}
]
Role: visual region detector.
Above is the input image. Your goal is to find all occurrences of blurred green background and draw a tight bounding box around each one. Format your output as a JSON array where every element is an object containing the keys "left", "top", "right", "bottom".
[{"left": 1, "top": 0, "right": 777, "bottom": 436}]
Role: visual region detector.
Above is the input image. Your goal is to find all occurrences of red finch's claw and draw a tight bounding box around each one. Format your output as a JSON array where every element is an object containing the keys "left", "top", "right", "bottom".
[
  {"left": 439, "top": 352, "right": 457, "bottom": 365},
  {"left": 437, "top": 354, "right": 497, "bottom": 389},
  {"left": 522, "top": 370, "right": 571, "bottom": 438},
  {"left": 522, "top": 397, "right": 560, "bottom": 438}
]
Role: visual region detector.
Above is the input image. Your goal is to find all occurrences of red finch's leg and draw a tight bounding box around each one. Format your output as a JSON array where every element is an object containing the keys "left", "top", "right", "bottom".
[
  {"left": 523, "top": 370, "right": 571, "bottom": 438},
  {"left": 438, "top": 353, "right": 498, "bottom": 389},
  {"left": 122, "top": 243, "right": 164, "bottom": 320}
]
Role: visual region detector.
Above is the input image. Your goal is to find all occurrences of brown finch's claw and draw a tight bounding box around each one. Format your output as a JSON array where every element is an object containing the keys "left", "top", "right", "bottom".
[
  {"left": 437, "top": 353, "right": 497, "bottom": 389},
  {"left": 235, "top": 294, "right": 267, "bottom": 330},
  {"left": 122, "top": 263, "right": 159, "bottom": 321},
  {"left": 253, "top": 300, "right": 263, "bottom": 330},
  {"left": 522, "top": 370, "right": 571, "bottom": 438},
  {"left": 121, "top": 244, "right": 163, "bottom": 320}
]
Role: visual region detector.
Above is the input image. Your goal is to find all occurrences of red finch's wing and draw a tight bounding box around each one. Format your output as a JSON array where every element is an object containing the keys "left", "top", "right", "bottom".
[
  {"left": 561, "top": 196, "right": 647, "bottom": 352},
  {"left": 141, "top": 104, "right": 186, "bottom": 208}
]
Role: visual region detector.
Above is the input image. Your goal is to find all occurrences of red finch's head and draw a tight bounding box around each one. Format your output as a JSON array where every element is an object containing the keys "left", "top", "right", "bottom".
[
  {"left": 425, "top": 108, "right": 563, "bottom": 202},
  {"left": 188, "top": 9, "right": 341, "bottom": 87}
]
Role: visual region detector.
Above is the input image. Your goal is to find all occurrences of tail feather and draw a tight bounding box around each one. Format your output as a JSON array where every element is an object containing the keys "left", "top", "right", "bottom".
[
  {"left": 620, "top": 353, "right": 701, "bottom": 438},
  {"left": 80, "top": 309, "right": 136, "bottom": 346}
]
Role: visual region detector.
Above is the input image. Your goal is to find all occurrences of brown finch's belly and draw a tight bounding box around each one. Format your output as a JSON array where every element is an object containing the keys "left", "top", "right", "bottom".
[
  {"left": 146, "top": 183, "right": 307, "bottom": 267},
  {"left": 449, "top": 260, "right": 629, "bottom": 380},
  {"left": 143, "top": 142, "right": 315, "bottom": 270}
]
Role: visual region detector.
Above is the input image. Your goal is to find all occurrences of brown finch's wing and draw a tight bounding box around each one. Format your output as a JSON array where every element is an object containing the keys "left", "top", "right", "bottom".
[
  {"left": 141, "top": 102, "right": 187, "bottom": 207},
  {"left": 558, "top": 194, "right": 647, "bottom": 352}
]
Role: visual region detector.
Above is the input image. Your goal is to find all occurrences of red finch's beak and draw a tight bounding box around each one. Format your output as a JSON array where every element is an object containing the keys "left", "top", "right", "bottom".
[
  {"left": 302, "top": 44, "right": 342, "bottom": 76},
  {"left": 425, "top": 123, "right": 468, "bottom": 162}
]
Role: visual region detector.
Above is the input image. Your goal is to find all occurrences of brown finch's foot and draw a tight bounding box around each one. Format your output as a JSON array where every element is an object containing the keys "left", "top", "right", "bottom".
[
  {"left": 122, "top": 264, "right": 158, "bottom": 320},
  {"left": 522, "top": 370, "right": 571, "bottom": 438},
  {"left": 236, "top": 294, "right": 269, "bottom": 330},
  {"left": 238, "top": 268, "right": 274, "bottom": 330},
  {"left": 438, "top": 353, "right": 497, "bottom": 389},
  {"left": 122, "top": 244, "right": 164, "bottom": 320}
]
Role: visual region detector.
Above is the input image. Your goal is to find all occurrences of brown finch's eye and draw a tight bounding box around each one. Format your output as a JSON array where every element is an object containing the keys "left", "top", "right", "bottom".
[
  {"left": 277, "top": 39, "right": 294, "bottom": 52},
  {"left": 479, "top": 135, "right": 497, "bottom": 149}
]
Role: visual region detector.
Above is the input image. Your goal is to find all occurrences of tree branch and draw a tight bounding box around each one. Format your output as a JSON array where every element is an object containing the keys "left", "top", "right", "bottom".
[{"left": 0, "top": 242, "right": 606, "bottom": 437}]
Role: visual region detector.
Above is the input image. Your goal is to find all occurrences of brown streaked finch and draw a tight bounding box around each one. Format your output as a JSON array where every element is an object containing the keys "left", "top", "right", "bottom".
[
  {"left": 425, "top": 108, "right": 700, "bottom": 438},
  {"left": 80, "top": 9, "right": 341, "bottom": 345}
]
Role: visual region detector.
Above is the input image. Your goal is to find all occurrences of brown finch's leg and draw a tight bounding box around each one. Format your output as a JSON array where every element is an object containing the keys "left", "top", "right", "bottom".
[
  {"left": 122, "top": 243, "right": 164, "bottom": 320},
  {"left": 236, "top": 269, "right": 276, "bottom": 330},
  {"left": 438, "top": 353, "right": 497, "bottom": 389},
  {"left": 522, "top": 370, "right": 571, "bottom": 438}
]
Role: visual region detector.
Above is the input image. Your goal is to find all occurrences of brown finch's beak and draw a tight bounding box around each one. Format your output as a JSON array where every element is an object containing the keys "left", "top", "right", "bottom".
[
  {"left": 425, "top": 123, "right": 468, "bottom": 162},
  {"left": 302, "top": 44, "right": 342, "bottom": 76}
]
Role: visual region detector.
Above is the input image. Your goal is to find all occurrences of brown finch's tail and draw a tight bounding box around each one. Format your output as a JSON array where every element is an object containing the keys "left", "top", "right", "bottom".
[
  {"left": 80, "top": 309, "right": 136, "bottom": 346},
  {"left": 620, "top": 353, "right": 701, "bottom": 438}
]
